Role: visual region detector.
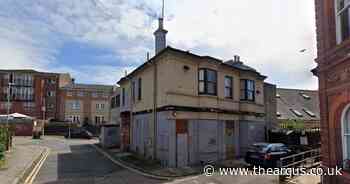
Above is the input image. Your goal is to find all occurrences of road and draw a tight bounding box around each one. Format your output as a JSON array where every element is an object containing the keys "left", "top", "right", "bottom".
[
  {"left": 24, "top": 136, "right": 277, "bottom": 184},
  {"left": 32, "top": 137, "right": 161, "bottom": 184}
]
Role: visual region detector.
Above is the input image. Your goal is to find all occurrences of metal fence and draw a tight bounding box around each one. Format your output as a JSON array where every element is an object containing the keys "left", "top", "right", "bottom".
[{"left": 278, "top": 148, "right": 321, "bottom": 183}]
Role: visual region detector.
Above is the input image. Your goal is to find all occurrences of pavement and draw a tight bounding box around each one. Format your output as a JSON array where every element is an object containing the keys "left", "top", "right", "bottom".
[
  {"left": 288, "top": 175, "right": 320, "bottom": 184},
  {"left": 12, "top": 136, "right": 280, "bottom": 184},
  {"left": 0, "top": 136, "right": 46, "bottom": 184}
]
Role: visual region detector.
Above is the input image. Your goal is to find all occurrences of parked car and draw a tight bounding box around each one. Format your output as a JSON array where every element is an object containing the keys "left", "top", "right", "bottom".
[
  {"left": 245, "top": 143, "right": 293, "bottom": 168},
  {"left": 64, "top": 128, "right": 92, "bottom": 139}
]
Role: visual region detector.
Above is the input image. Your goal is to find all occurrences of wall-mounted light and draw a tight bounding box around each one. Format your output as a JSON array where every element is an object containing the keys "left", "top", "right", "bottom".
[{"left": 172, "top": 111, "right": 177, "bottom": 117}]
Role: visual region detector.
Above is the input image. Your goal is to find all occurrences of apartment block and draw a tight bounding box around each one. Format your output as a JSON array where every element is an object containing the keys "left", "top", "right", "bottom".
[
  {"left": 59, "top": 83, "right": 113, "bottom": 125},
  {"left": 0, "top": 69, "right": 66, "bottom": 120}
]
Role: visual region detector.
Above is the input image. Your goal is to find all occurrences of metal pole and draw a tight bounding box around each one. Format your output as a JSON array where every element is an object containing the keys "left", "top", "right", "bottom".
[
  {"left": 6, "top": 83, "right": 10, "bottom": 128},
  {"left": 42, "top": 98, "right": 45, "bottom": 137}
]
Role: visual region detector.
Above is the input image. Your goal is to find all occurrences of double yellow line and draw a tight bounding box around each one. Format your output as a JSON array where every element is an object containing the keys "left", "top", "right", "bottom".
[{"left": 23, "top": 148, "right": 50, "bottom": 184}]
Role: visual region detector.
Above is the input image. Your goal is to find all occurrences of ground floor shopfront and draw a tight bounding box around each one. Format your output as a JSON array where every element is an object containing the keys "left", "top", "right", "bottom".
[{"left": 128, "top": 111, "right": 266, "bottom": 167}]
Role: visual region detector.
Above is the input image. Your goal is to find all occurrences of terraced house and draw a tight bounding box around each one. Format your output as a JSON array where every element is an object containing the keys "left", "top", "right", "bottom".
[{"left": 117, "top": 16, "right": 271, "bottom": 167}]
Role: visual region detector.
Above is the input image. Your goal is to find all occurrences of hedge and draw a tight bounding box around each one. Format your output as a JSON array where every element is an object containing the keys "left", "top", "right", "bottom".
[{"left": 0, "top": 125, "right": 9, "bottom": 162}]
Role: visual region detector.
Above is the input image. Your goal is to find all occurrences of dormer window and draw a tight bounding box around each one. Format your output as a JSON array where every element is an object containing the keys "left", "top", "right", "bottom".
[
  {"left": 303, "top": 109, "right": 316, "bottom": 118},
  {"left": 291, "top": 109, "right": 303, "bottom": 117},
  {"left": 335, "top": 0, "right": 350, "bottom": 43},
  {"left": 300, "top": 93, "right": 311, "bottom": 100}
]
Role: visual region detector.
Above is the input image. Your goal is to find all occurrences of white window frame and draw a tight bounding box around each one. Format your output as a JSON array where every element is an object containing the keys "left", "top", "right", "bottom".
[
  {"left": 335, "top": 0, "right": 350, "bottom": 43},
  {"left": 342, "top": 103, "right": 350, "bottom": 168}
]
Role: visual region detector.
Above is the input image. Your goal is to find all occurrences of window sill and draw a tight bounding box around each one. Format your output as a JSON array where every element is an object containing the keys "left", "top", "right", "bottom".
[{"left": 198, "top": 94, "right": 218, "bottom": 99}]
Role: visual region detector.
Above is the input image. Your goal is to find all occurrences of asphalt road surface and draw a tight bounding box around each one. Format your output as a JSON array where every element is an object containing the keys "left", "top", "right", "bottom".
[
  {"left": 28, "top": 136, "right": 277, "bottom": 184},
  {"left": 32, "top": 137, "right": 161, "bottom": 184}
]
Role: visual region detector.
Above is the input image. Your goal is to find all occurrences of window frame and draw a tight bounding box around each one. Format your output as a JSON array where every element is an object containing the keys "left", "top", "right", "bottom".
[
  {"left": 198, "top": 68, "right": 218, "bottom": 96},
  {"left": 122, "top": 88, "right": 125, "bottom": 106},
  {"left": 335, "top": 0, "right": 350, "bottom": 43},
  {"left": 342, "top": 104, "right": 350, "bottom": 168},
  {"left": 132, "top": 81, "right": 136, "bottom": 103},
  {"left": 224, "top": 76, "right": 233, "bottom": 99},
  {"left": 240, "top": 79, "right": 255, "bottom": 102},
  {"left": 138, "top": 78, "right": 142, "bottom": 101}
]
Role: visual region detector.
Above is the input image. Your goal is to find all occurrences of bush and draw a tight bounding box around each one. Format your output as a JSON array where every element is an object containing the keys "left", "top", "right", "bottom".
[
  {"left": 0, "top": 126, "right": 9, "bottom": 161},
  {"left": 0, "top": 143, "right": 4, "bottom": 161}
]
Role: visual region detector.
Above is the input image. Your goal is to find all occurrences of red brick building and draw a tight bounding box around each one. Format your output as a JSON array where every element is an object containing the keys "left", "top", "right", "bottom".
[
  {"left": 0, "top": 70, "right": 62, "bottom": 120},
  {"left": 313, "top": 0, "right": 350, "bottom": 183}
]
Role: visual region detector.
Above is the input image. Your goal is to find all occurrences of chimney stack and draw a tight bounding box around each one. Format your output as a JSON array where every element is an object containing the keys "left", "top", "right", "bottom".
[{"left": 234, "top": 55, "right": 240, "bottom": 62}]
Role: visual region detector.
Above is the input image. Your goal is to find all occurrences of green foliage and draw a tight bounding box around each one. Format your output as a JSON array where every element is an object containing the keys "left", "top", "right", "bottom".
[
  {"left": 280, "top": 119, "right": 305, "bottom": 130},
  {"left": 0, "top": 126, "right": 9, "bottom": 161}
]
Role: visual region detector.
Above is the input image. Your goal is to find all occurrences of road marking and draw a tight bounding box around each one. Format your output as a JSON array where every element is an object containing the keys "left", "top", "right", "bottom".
[{"left": 24, "top": 148, "right": 50, "bottom": 184}]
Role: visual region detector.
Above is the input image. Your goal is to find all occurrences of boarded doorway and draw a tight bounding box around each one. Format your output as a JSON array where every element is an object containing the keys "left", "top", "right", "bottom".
[
  {"left": 226, "top": 121, "right": 235, "bottom": 159},
  {"left": 176, "top": 119, "right": 188, "bottom": 167}
]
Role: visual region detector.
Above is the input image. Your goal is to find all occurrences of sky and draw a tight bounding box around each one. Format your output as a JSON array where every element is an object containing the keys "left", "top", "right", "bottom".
[{"left": 0, "top": 0, "right": 318, "bottom": 89}]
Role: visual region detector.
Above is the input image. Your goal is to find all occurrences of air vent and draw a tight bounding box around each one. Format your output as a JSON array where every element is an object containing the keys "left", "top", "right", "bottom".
[{"left": 290, "top": 109, "right": 303, "bottom": 117}]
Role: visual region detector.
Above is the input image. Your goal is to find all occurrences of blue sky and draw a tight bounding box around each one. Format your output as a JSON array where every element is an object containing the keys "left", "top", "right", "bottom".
[{"left": 0, "top": 0, "right": 318, "bottom": 89}]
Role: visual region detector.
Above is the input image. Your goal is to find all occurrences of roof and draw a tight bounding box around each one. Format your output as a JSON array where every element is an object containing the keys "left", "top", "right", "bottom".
[
  {"left": 118, "top": 46, "right": 266, "bottom": 84},
  {"left": 224, "top": 60, "right": 257, "bottom": 73},
  {"left": 276, "top": 88, "right": 320, "bottom": 121},
  {"left": 61, "top": 83, "right": 114, "bottom": 91},
  {"left": 0, "top": 69, "right": 60, "bottom": 76}
]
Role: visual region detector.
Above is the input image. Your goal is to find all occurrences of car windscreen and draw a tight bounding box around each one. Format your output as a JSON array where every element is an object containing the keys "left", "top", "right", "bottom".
[{"left": 249, "top": 144, "right": 269, "bottom": 153}]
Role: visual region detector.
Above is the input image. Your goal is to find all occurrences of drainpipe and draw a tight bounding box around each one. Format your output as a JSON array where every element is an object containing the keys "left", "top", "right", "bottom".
[{"left": 153, "top": 60, "right": 158, "bottom": 160}]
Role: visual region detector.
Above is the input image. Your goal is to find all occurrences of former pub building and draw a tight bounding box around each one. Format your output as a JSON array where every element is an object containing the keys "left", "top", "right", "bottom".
[{"left": 118, "top": 14, "right": 273, "bottom": 167}]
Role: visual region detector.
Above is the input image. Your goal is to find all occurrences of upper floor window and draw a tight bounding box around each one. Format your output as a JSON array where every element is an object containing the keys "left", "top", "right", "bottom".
[
  {"left": 132, "top": 81, "right": 136, "bottom": 102},
  {"left": 77, "top": 91, "right": 84, "bottom": 97},
  {"left": 111, "top": 95, "right": 121, "bottom": 108},
  {"left": 198, "top": 68, "right": 217, "bottom": 96},
  {"left": 138, "top": 78, "right": 142, "bottom": 101},
  {"left": 122, "top": 88, "right": 125, "bottom": 106},
  {"left": 47, "top": 91, "right": 56, "bottom": 97},
  {"left": 67, "top": 91, "right": 73, "bottom": 97},
  {"left": 96, "top": 103, "right": 105, "bottom": 110},
  {"left": 224, "top": 76, "right": 233, "bottom": 99},
  {"left": 336, "top": 0, "right": 350, "bottom": 43},
  {"left": 71, "top": 100, "right": 80, "bottom": 110},
  {"left": 240, "top": 79, "right": 255, "bottom": 102},
  {"left": 92, "top": 92, "right": 98, "bottom": 98}
]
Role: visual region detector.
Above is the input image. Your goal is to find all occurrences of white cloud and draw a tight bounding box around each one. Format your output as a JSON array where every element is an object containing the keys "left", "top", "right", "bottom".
[{"left": 0, "top": 0, "right": 318, "bottom": 89}]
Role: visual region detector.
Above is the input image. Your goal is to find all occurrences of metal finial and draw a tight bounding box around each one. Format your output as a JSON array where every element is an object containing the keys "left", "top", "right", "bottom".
[{"left": 162, "top": 0, "right": 165, "bottom": 19}]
